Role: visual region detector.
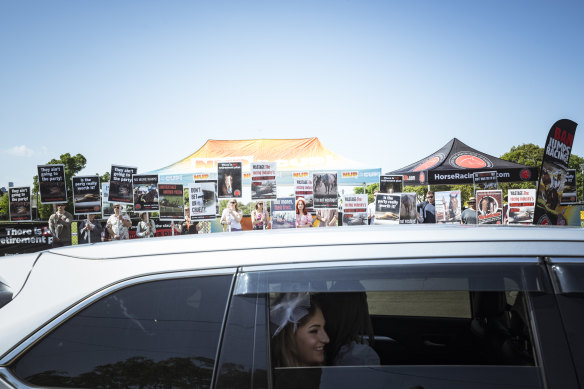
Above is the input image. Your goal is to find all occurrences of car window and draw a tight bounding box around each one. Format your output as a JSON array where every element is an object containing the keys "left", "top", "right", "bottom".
[
  {"left": 549, "top": 260, "right": 584, "bottom": 386},
  {"left": 235, "top": 260, "right": 547, "bottom": 389},
  {"left": 10, "top": 274, "right": 233, "bottom": 388}
]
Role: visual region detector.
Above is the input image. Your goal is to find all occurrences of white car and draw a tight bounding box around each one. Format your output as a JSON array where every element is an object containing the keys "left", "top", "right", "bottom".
[{"left": 0, "top": 225, "right": 583, "bottom": 389}]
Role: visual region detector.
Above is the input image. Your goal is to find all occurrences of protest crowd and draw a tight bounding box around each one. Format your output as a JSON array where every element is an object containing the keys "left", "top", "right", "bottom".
[{"left": 1, "top": 123, "right": 582, "bottom": 256}]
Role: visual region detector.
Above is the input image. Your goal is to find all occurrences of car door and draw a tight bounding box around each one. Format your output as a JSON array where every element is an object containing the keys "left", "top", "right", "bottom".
[
  {"left": 0, "top": 269, "right": 235, "bottom": 388},
  {"left": 215, "top": 257, "right": 580, "bottom": 389},
  {"left": 548, "top": 258, "right": 584, "bottom": 389}
]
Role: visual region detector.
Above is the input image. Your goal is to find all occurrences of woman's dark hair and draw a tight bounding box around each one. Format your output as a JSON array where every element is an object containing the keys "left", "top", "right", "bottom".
[{"left": 321, "top": 292, "right": 375, "bottom": 364}]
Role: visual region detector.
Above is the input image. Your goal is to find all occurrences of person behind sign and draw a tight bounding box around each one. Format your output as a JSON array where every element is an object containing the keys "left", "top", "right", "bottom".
[
  {"left": 136, "top": 212, "right": 156, "bottom": 238},
  {"left": 251, "top": 201, "right": 269, "bottom": 230},
  {"left": 79, "top": 213, "right": 103, "bottom": 244},
  {"left": 296, "top": 198, "right": 313, "bottom": 228},
  {"left": 106, "top": 203, "right": 132, "bottom": 240},
  {"left": 417, "top": 191, "right": 436, "bottom": 223},
  {"left": 316, "top": 209, "right": 338, "bottom": 227},
  {"left": 180, "top": 206, "right": 201, "bottom": 234},
  {"left": 461, "top": 197, "right": 477, "bottom": 224},
  {"left": 220, "top": 200, "right": 243, "bottom": 231},
  {"left": 367, "top": 189, "right": 378, "bottom": 225},
  {"left": 48, "top": 203, "right": 73, "bottom": 247}
]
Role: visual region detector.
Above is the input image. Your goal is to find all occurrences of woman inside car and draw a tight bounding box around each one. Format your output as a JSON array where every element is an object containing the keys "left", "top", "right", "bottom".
[{"left": 271, "top": 293, "right": 330, "bottom": 367}]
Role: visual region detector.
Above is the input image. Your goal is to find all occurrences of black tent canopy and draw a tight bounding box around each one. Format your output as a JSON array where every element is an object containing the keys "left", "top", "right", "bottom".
[{"left": 388, "top": 138, "right": 538, "bottom": 185}]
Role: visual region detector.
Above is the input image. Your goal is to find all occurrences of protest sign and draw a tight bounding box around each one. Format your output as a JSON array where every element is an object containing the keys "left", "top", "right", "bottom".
[
  {"left": 0, "top": 223, "right": 54, "bottom": 256},
  {"left": 133, "top": 174, "right": 159, "bottom": 212},
  {"left": 435, "top": 191, "right": 461, "bottom": 224},
  {"left": 72, "top": 176, "right": 101, "bottom": 215},
  {"left": 294, "top": 175, "right": 314, "bottom": 212},
  {"left": 508, "top": 189, "right": 536, "bottom": 224},
  {"left": 374, "top": 193, "right": 400, "bottom": 225},
  {"left": 272, "top": 197, "right": 296, "bottom": 229},
  {"left": 37, "top": 164, "right": 67, "bottom": 204},
  {"left": 109, "top": 165, "right": 137, "bottom": 203},
  {"left": 560, "top": 169, "right": 578, "bottom": 205},
  {"left": 476, "top": 190, "right": 503, "bottom": 224},
  {"left": 473, "top": 171, "right": 498, "bottom": 191},
  {"left": 251, "top": 162, "right": 277, "bottom": 200},
  {"left": 188, "top": 181, "right": 217, "bottom": 221},
  {"left": 218, "top": 162, "right": 242, "bottom": 198},
  {"left": 342, "top": 194, "right": 368, "bottom": 226},
  {"left": 380, "top": 175, "right": 403, "bottom": 194},
  {"left": 159, "top": 184, "right": 184, "bottom": 221},
  {"left": 9, "top": 187, "right": 32, "bottom": 221},
  {"left": 313, "top": 172, "right": 338, "bottom": 209},
  {"left": 399, "top": 193, "right": 418, "bottom": 224}
]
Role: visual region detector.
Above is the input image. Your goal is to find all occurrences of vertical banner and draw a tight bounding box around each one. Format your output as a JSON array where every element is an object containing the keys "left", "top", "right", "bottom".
[
  {"left": 534, "top": 119, "right": 578, "bottom": 224},
  {"left": 133, "top": 174, "right": 159, "bottom": 212},
  {"left": 188, "top": 181, "right": 217, "bottom": 221},
  {"left": 294, "top": 174, "right": 314, "bottom": 211},
  {"left": 9, "top": 187, "right": 32, "bottom": 221},
  {"left": 218, "top": 162, "right": 242, "bottom": 198},
  {"left": 109, "top": 165, "right": 137, "bottom": 203},
  {"left": 251, "top": 162, "right": 277, "bottom": 200},
  {"left": 313, "top": 172, "right": 338, "bottom": 209},
  {"left": 271, "top": 197, "right": 296, "bottom": 229},
  {"left": 374, "top": 193, "right": 400, "bottom": 225},
  {"left": 435, "top": 191, "right": 461, "bottom": 224},
  {"left": 473, "top": 171, "right": 498, "bottom": 191},
  {"left": 476, "top": 190, "right": 503, "bottom": 224},
  {"left": 399, "top": 193, "right": 418, "bottom": 224},
  {"left": 159, "top": 184, "right": 184, "bottom": 221},
  {"left": 342, "top": 194, "right": 368, "bottom": 226},
  {"left": 560, "top": 169, "right": 578, "bottom": 205},
  {"left": 379, "top": 175, "right": 403, "bottom": 194},
  {"left": 508, "top": 189, "right": 536, "bottom": 224},
  {"left": 72, "top": 176, "right": 101, "bottom": 215},
  {"left": 37, "top": 164, "right": 67, "bottom": 204}
]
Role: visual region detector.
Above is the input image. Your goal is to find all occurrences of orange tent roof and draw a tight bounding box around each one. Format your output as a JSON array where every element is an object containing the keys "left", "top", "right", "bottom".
[{"left": 154, "top": 138, "right": 368, "bottom": 173}]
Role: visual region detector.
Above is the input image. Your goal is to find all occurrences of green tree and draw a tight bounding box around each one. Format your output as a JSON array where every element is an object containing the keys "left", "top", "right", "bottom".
[
  {"left": 0, "top": 192, "right": 8, "bottom": 220},
  {"left": 100, "top": 171, "right": 110, "bottom": 183},
  {"left": 33, "top": 153, "right": 87, "bottom": 219},
  {"left": 500, "top": 143, "right": 583, "bottom": 201},
  {"left": 353, "top": 183, "right": 379, "bottom": 203}
]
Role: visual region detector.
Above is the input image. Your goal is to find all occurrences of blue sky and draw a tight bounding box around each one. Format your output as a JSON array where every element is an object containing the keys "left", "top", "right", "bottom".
[{"left": 1, "top": 0, "right": 583, "bottom": 189}]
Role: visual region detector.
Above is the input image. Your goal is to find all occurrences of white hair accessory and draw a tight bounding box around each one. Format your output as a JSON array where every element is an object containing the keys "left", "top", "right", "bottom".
[{"left": 270, "top": 292, "right": 311, "bottom": 337}]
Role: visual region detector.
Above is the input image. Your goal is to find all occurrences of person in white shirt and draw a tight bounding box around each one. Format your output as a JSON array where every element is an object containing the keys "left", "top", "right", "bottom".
[
  {"left": 367, "top": 189, "right": 378, "bottom": 225},
  {"left": 106, "top": 203, "right": 132, "bottom": 240}
]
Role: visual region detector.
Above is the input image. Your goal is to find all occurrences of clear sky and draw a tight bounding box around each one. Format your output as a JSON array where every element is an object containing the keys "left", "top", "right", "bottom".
[{"left": 1, "top": 0, "right": 583, "bottom": 189}]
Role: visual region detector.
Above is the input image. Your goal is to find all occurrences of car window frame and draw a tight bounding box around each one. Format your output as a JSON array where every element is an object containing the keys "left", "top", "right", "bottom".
[
  {"left": 1, "top": 267, "right": 237, "bottom": 367},
  {"left": 231, "top": 258, "right": 583, "bottom": 389}
]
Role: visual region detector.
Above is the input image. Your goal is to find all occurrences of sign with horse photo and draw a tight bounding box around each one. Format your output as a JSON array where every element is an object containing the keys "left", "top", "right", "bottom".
[{"left": 133, "top": 174, "right": 159, "bottom": 212}]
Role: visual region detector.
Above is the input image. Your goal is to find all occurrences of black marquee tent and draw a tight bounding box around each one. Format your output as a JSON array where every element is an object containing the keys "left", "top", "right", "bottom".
[{"left": 388, "top": 138, "right": 539, "bottom": 186}]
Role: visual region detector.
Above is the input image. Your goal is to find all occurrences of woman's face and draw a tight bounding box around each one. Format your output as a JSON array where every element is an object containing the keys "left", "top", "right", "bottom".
[
  {"left": 298, "top": 201, "right": 304, "bottom": 211},
  {"left": 295, "top": 307, "right": 329, "bottom": 366}
]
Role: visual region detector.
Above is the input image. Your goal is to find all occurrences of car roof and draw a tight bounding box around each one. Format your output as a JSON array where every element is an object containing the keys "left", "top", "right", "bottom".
[{"left": 43, "top": 224, "right": 584, "bottom": 260}]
